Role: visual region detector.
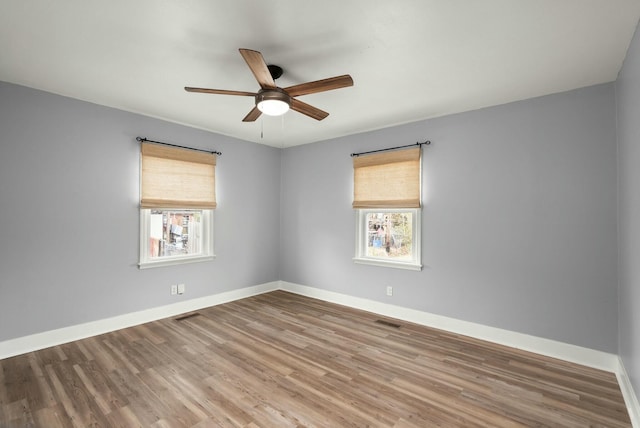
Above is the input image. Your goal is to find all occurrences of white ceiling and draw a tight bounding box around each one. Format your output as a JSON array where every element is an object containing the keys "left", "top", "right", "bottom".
[{"left": 1, "top": 1, "right": 639, "bottom": 148}]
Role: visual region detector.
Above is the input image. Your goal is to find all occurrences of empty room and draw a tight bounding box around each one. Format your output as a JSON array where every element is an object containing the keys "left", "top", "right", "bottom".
[{"left": 1, "top": 1, "right": 639, "bottom": 427}]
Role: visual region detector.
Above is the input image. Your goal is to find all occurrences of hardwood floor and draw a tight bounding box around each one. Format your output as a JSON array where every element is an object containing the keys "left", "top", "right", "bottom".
[{"left": 0, "top": 291, "right": 631, "bottom": 427}]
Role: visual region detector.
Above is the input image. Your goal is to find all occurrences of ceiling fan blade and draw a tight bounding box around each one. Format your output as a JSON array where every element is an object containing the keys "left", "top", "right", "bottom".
[
  {"left": 185, "top": 87, "right": 256, "bottom": 96},
  {"left": 242, "top": 106, "right": 262, "bottom": 122},
  {"left": 290, "top": 98, "right": 329, "bottom": 121},
  {"left": 284, "top": 75, "right": 353, "bottom": 97},
  {"left": 239, "top": 48, "right": 276, "bottom": 90}
]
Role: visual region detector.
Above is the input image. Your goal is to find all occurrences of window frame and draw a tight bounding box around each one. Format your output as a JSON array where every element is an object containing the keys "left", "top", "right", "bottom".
[
  {"left": 139, "top": 208, "right": 215, "bottom": 269},
  {"left": 353, "top": 207, "right": 422, "bottom": 271}
]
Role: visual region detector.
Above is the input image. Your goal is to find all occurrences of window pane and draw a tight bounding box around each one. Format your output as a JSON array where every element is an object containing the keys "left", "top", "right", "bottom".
[
  {"left": 365, "top": 212, "right": 413, "bottom": 260},
  {"left": 149, "top": 210, "right": 202, "bottom": 258}
]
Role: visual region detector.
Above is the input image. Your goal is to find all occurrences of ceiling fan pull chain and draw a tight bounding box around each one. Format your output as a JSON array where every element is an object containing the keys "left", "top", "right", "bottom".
[{"left": 261, "top": 116, "right": 264, "bottom": 139}]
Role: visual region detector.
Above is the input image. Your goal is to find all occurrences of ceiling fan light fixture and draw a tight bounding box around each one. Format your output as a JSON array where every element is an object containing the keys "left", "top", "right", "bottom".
[
  {"left": 257, "top": 99, "right": 290, "bottom": 116},
  {"left": 256, "top": 90, "right": 290, "bottom": 116}
]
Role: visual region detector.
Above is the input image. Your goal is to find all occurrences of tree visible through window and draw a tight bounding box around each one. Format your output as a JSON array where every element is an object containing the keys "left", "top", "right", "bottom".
[{"left": 365, "top": 212, "right": 413, "bottom": 260}]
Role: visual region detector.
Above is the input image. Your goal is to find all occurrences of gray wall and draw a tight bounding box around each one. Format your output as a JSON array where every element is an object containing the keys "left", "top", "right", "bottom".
[
  {"left": 0, "top": 77, "right": 623, "bottom": 357},
  {"left": 616, "top": 21, "right": 640, "bottom": 402},
  {"left": 281, "top": 83, "right": 619, "bottom": 353},
  {"left": 0, "top": 81, "right": 281, "bottom": 341}
]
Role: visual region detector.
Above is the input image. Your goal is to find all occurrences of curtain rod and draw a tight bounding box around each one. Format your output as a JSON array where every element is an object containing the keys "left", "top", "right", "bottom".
[
  {"left": 136, "top": 137, "right": 222, "bottom": 156},
  {"left": 350, "top": 141, "right": 430, "bottom": 157}
]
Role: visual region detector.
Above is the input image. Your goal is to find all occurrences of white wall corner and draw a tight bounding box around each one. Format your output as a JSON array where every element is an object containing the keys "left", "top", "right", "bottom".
[
  {"left": 617, "top": 357, "right": 640, "bottom": 427},
  {"left": 278, "top": 281, "right": 619, "bottom": 373},
  {"left": 0, "top": 281, "right": 280, "bottom": 360}
]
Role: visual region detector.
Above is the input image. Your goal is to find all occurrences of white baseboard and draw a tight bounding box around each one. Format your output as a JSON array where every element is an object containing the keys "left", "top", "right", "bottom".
[
  {"left": 618, "top": 358, "right": 640, "bottom": 427},
  {"left": 3, "top": 280, "right": 635, "bottom": 424},
  {"left": 279, "top": 281, "right": 619, "bottom": 373},
  {"left": 278, "top": 280, "right": 640, "bottom": 425},
  {"left": 1, "top": 280, "right": 621, "bottom": 374},
  {"left": 0, "top": 281, "right": 279, "bottom": 360}
]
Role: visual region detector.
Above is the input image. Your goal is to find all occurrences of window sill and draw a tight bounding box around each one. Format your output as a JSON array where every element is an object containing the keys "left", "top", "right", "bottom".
[
  {"left": 139, "top": 254, "right": 216, "bottom": 269},
  {"left": 353, "top": 257, "right": 422, "bottom": 271}
]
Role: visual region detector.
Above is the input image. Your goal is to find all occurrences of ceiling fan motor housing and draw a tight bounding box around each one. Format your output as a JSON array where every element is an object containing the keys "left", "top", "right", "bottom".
[{"left": 256, "top": 87, "right": 290, "bottom": 104}]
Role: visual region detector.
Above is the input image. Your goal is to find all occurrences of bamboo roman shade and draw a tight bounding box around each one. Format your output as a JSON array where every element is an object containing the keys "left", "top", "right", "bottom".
[
  {"left": 140, "top": 142, "right": 217, "bottom": 209},
  {"left": 353, "top": 147, "right": 421, "bottom": 208}
]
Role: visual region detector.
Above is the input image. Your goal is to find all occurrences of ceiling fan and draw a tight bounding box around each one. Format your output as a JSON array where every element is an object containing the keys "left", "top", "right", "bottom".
[{"left": 185, "top": 48, "right": 353, "bottom": 122}]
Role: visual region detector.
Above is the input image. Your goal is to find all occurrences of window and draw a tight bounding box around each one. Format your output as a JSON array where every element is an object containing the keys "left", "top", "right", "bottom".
[
  {"left": 352, "top": 147, "right": 422, "bottom": 270},
  {"left": 139, "top": 142, "right": 216, "bottom": 268},
  {"left": 355, "top": 209, "right": 421, "bottom": 270}
]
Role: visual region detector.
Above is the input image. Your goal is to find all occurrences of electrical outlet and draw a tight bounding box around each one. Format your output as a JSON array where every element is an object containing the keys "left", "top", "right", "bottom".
[
  {"left": 386, "top": 286, "right": 393, "bottom": 296},
  {"left": 170, "top": 284, "right": 178, "bottom": 295},
  {"left": 177, "top": 283, "right": 185, "bottom": 295}
]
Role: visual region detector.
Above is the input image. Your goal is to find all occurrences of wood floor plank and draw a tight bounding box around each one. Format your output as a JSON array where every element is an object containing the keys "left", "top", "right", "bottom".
[
  {"left": 104, "top": 404, "right": 145, "bottom": 427},
  {"left": 0, "top": 290, "right": 632, "bottom": 427},
  {"left": 106, "top": 367, "right": 165, "bottom": 426},
  {"left": 33, "top": 404, "right": 71, "bottom": 428}
]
